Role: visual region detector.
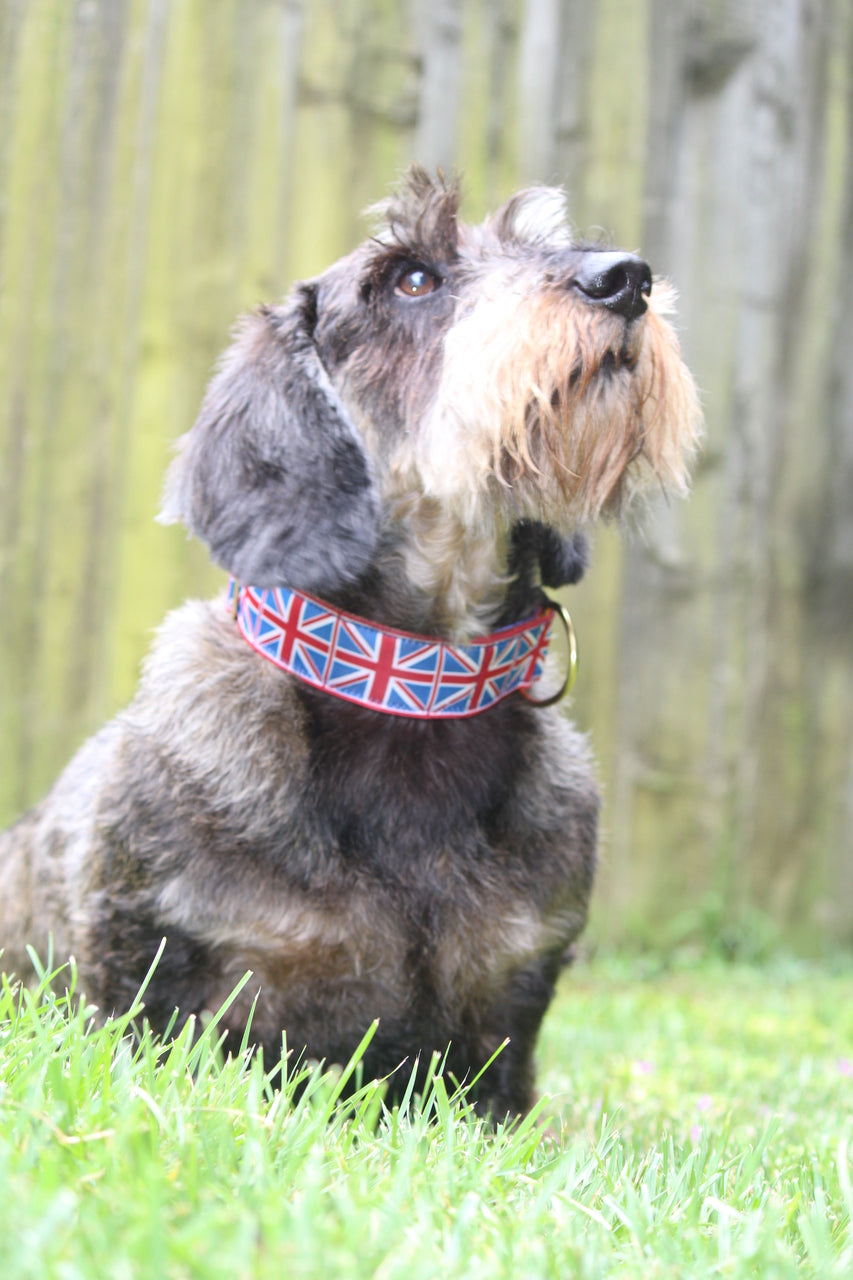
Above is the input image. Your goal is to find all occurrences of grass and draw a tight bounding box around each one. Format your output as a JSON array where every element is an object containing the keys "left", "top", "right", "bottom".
[{"left": 0, "top": 948, "right": 851, "bottom": 1278}]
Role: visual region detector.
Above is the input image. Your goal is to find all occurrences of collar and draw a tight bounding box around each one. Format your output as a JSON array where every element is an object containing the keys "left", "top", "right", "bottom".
[{"left": 227, "top": 579, "right": 564, "bottom": 718}]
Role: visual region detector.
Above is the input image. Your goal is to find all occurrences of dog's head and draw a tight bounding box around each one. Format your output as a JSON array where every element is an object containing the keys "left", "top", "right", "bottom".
[{"left": 162, "top": 169, "right": 701, "bottom": 630}]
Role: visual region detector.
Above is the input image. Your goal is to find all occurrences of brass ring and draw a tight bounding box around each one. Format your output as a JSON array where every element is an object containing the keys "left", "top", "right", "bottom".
[{"left": 522, "top": 600, "right": 578, "bottom": 707}]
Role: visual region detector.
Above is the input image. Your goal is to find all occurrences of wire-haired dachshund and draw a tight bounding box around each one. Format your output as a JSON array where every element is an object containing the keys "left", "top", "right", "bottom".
[{"left": 0, "top": 169, "right": 700, "bottom": 1116}]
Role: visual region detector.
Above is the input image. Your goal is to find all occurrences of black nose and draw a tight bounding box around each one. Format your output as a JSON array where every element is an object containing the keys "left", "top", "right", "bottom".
[{"left": 572, "top": 252, "right": 653, "bottom": 321}]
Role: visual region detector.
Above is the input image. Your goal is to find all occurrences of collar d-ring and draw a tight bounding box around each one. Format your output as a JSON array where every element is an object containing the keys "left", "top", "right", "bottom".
[{"left": 521, "top": 598, "right": 578, "bottom": 707}]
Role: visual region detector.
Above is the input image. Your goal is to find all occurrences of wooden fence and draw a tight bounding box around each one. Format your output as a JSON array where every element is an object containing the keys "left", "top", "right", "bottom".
[{"left": 1, "top": 0, "right": 851, "bottom": 944}]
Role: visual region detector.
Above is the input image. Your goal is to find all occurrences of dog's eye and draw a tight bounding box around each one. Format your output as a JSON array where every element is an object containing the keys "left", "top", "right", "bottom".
[{"left": 395, "top": 265, "right": 440, "bottom": 298}]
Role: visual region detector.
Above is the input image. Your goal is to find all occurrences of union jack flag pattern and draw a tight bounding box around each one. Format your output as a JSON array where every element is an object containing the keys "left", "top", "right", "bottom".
[{"left": 228, "top": 580, "right": 554, "bottom": 719}]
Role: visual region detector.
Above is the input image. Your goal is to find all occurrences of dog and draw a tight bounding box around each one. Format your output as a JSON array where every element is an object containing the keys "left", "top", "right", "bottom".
[{"left": 0, "top": 169, "right": 700, "bottom": 1116}]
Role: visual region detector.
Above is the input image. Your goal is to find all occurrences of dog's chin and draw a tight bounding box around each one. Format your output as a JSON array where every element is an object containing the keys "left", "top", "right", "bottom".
[{"left": 496, "top": 415, "right": 693, "bottom": 530}]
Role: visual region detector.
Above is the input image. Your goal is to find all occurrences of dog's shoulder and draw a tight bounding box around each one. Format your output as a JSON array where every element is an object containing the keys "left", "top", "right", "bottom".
[{"left": 132, "top": 593, "right": 311, "bottom": 770}]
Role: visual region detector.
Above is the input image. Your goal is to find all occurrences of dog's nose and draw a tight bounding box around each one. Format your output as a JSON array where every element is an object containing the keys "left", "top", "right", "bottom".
[{"left": 572, "top": 252, "right": 653, "bottom": 321}]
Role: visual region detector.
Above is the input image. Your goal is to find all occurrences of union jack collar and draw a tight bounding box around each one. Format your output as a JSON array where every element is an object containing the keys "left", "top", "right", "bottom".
[{"left": 227, "top": 579, "right": 562, "bottom": 718}]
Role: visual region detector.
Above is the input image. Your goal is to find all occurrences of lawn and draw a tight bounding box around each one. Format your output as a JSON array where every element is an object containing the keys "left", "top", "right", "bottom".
[{"left": 0, "top": 949, "right": 850, "bottom": 1278}]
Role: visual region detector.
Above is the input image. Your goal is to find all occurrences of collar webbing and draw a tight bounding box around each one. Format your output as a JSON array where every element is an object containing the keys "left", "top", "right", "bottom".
[{"left": 227, "top": 579, "right": 556, "bottom": 718}]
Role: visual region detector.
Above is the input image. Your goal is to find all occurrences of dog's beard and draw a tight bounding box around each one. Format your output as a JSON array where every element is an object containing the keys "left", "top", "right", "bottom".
[{"left": 411, "top": 278, "right": 701, "bottom": 528}]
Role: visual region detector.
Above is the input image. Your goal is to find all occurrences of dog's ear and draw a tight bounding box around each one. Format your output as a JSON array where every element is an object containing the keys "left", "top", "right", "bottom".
[
  {"left": 160, "top": 287, "right": 379, "bottom": 593},
  {"left": 501, "top": 522, "right": 588, "bottom": 624},
  {"left": 509, "top": 522, "right": 589, "bottom": 589},
  {"left": 534, "top": 526, "right": 589, "bottom": 588}
]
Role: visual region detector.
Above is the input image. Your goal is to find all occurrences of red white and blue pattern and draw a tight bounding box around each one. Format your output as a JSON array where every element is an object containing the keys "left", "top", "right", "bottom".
[{"left": 228, "top": 580, "right": 554, "bottom": 719}]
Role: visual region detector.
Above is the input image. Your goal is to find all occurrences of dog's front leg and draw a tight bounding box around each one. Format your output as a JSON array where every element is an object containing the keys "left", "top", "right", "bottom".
[{"left": 459, "top": 950, "right": 565, "bottom": 1120}]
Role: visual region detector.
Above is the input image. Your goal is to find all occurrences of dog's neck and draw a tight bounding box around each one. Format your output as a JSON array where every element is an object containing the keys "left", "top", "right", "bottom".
[{"left": 378, "top": 490, "right": 512, "bottom": 641}]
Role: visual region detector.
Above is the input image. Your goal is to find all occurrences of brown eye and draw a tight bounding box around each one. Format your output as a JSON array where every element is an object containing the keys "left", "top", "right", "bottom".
[{"left": 396, "top": 266, "right": 439, "bottom": 298}]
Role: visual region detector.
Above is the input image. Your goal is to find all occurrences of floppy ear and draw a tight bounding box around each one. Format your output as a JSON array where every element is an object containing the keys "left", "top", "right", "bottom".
[
  {"left": 500, "top": 522, "right": 588, "bottom": 623},
  {"left": 160, "top": 287, "right": 379, "bottom": 593},
  {"left": 509, "top": 522, "right": 589, "bottom": 589},
  {"left": 532, "top": 526, "right": 589, "bottom": 588}
]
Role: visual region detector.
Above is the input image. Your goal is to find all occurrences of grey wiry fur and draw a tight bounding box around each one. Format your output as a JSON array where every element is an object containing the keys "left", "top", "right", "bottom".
[
  {"left": 160, "top": 293, "right": 381, "bottom": 593},
  {"left": 0, "top": 170, "right": 700, "bottom": 1117}
]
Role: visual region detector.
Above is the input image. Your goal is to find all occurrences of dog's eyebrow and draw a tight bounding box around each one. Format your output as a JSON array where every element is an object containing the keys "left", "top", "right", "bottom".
[
  {"left": 366, "top": 173, "right": 461, "bottom": 267},
  {"left": 368, "top": 222, "right": 458, "bottom": 266}
]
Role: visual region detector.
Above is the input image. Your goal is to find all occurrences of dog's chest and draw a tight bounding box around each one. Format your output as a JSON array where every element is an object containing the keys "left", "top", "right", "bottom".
[
  {"left": 216, "top": 695, "right": 579, "bottom": 1010},
  {"left": 144, "top": 667, "right": 593, "bottom": 1055},
  {"left": 201, "top": 849, "right": 556, "bottom": 1051}
]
